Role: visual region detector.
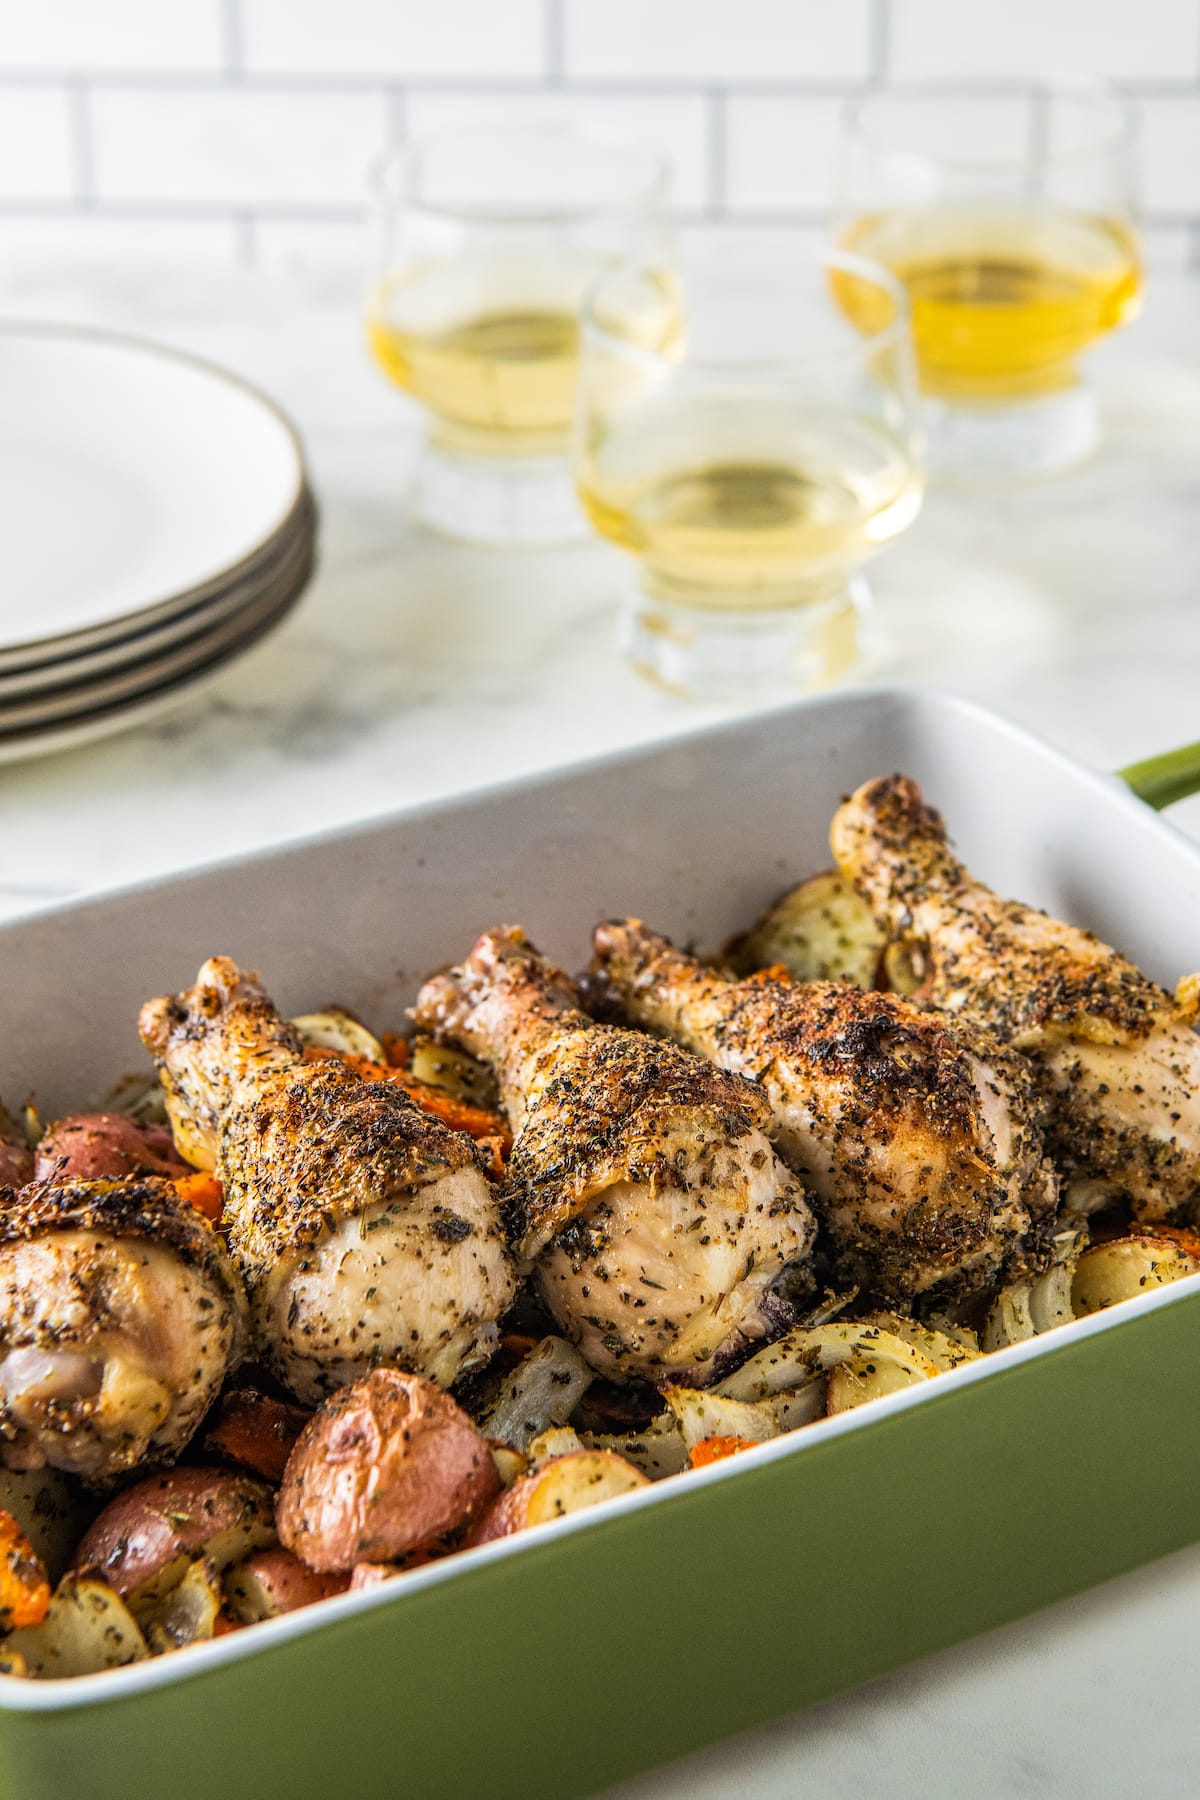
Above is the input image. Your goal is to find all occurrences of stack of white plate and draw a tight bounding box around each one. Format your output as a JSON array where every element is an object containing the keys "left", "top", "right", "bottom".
[{"left": 0, "top": 325, "right": 317, "bottom": 764}]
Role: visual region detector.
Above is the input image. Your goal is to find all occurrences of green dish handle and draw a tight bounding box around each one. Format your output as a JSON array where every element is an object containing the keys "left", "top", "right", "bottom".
[{"left": 1118, "top": 741, "right": 1200, "bottom": 811}]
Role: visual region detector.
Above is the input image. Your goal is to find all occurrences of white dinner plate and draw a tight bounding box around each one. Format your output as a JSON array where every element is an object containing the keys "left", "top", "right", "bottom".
[
  {"left": 0, "top": 542, "right": 313, "bottom": 766},
  {"left": 0, "top": 491, "right": 316, "bottom": 703},
  {"left": 0, "top": 324, "right": 307, "bottom": 661}
]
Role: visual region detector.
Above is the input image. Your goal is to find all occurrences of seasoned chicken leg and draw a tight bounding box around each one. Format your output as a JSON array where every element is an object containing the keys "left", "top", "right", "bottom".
[
  {"left": 832, "top": 774, "right": 1200, "bottom": 1220},
  {"left": 413, "top": 928, "right": 816, "bottom": 1384},
  {"left": 589, "top": 920, "right": 1057, "bottom": 1304},
  {"left": 0, "top": 1177, "right": 242, "bottom": 1481},
  {"left": 139, "top": 957, "right": 516, "bottom": 1403}
]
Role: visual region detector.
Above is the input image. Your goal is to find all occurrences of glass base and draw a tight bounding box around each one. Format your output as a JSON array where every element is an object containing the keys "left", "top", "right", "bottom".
[
  {"left": 413, "top": 440, "right": 587, "bottom": 546},
  {"left": 619, "top": 579, "right": 869, "bottom": 702},
  {"left": 923, "top": 383, "right": 1099, "bottom": 484}
]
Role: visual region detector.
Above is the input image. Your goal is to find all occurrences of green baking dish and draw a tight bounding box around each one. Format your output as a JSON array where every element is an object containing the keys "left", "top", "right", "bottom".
[{"left": 2, "top": 685, "right": 1199, "bottom": 1800}]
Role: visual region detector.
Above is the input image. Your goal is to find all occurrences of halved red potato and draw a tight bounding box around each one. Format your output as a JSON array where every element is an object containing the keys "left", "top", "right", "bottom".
[
  {"left": 204, "top": 1387, "right": 312, "bottom": 1484},
  {"left": 1, "top": 1575, "right": 148, "bottom": 1677},
  {"left": 224, "top": 1548, "right": 348, "bottom": 1624},
  {"left": 466, "top": 1450, "right": 649, "bottom": 1546},
  {"left": 1071, "top": 1234, "right": 1200, "bottom": 1317},
  {"left": 277, "top": 1369, "right": 499, "bottom": 1574},
  {"left": 34, "top": 1114, "right": 189, "bottom": 1185},
  {"left": 71, "top": 1467, "right": 276, "bottom": 1614}
]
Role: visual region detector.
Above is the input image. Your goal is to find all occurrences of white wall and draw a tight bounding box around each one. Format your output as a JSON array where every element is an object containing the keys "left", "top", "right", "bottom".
[{"left": 0, "top": 0, "right": 1196, "bottom": 270}]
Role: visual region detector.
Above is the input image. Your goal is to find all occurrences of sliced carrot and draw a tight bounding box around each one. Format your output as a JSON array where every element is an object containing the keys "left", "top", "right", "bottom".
[
  {"left": 0, "top": 1510, "right": 50, "bottom": 1632},
  {"left": 688, "top": 1435, "right": 757, "bottom": 1470},
  {"left": 380, "top": 1032, "right": 412, "bottom": 1069},
  {"left": 1136, "top": 1223, "right": 1200, "bottom": 1260},
  {"left": 175, "top": 1170, "right": 225, "bottom": 1223},
  {"left": 303, "top": 1047, "right": 512, "bottom": 1155},
  {"left": 205, "top": 1388, "right": 312, "bottom": 1484}
]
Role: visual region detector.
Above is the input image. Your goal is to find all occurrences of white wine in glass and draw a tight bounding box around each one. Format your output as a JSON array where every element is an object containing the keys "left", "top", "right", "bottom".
[
  {"left": 835, "top": 81, "right": 1141, "bottom": 478},
  {"left": 574, "top": 241, "right": 923, "bottom": 699},
  {"left": 366, "top": 126, "right": 666, "bottom": 545}
]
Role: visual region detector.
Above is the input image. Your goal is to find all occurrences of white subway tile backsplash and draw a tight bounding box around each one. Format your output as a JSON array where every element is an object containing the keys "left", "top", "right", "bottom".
[
  {"left": 2, "top": 1, "right": 1200, "bottom": 258},
  {"left": 0, "top": 87, "right": 75, "bottom": 200},
  {"left": 91, "top": 87, "right": 389, "bottom": 207},
  {"left": 563, "top": 0, "right": 871, "bottom": 83},
  {"left": 252, "top": 216, "right": 368, "bottom": 270},
  {"left": 404, "top": 90, "right": 710, "bottom": 211},
  {"left": 0, "top": 213, "right": 239, "bottom": 262},
  {"left": 0, "top": 1, "right": 224, "bottom": 74},
  {"left": 889, "top": 0, "right": 1200, "bottom": 83},
  {"left": 725, "top": 95, "right": 844, "bottom": 214},
  {"left": 1141, "top": 94, "right": 1200, "bottom": 212},
  {"left": 242, "top": 0, "right": 546, "bottom": 79}
]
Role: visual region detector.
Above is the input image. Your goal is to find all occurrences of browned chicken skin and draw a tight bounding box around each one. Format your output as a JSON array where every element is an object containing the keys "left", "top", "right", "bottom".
[
  {"left": 0, "top": 1177, "right": 242, "bottom": 1481},
  {"left": 413, "top": 927, "right": 816, "bottom": 1383},
  {"left": 588, "top": 920, "right": 1058, "bottom": 1304},
  {"left": 139, "top": 957, "right": 516, "bottom": 1403},
  {"left": 832, "top": 774, "right": 1200, "bottom": 1220}
]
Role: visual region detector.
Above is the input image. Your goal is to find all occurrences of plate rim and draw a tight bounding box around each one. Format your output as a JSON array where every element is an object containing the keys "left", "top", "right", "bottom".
[{"left": 0, "top": 320, "right": 311, "bottom": 663}]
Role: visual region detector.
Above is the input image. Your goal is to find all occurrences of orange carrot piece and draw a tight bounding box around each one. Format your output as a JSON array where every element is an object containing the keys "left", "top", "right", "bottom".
[
  {"left": 1137, "top": 1223, "right": 1200, "bottom": 1260},
  {"left": 205, "top": 1388, "right": 312, "bottom": 1484},
  {"left": 175, "top": 1170, "right": 225, "bottom": 1222},
  {"left": 380, "top": 1032, "right": 412, "bottom": 1068},
  {"left": 302, "top": 1047, "right": 512, "bottom": 1154},
  {"left": 688, "top": 1436, "right": 757, "bottom": 1470},
  {"left": 0, "top": 1510, "right": 50, "bottom": 1632}
]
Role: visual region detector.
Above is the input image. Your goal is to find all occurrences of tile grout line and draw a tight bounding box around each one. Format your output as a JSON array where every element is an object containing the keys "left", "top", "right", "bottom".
[
  {"left": 66, "top": 76, "right": 95, "bottom": 207},
  {"left": 869, "top": 0, "right": 890, "bottom": 82},
  {"left": 706, "top": 88, "right": 726, "bottom": 218},
  {"left": 222, "top": 0, "right": 244, "bottom": 78},
  {"left": 545, "top": 0, "right": 565, "bottom": 85}
]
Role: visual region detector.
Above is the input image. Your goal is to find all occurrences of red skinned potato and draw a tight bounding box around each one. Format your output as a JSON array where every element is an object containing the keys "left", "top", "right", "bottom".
[
  {"left": 277, "top": 1368, "right": 499, "bottom": 1574},
  {"left": 204, "top": 1387, "right": 312, "bottom": 1484},
  {"left": 466, "top": 1450, "right": 649, "bottom": 1547},
  {"left": 224, "top": 1548, "right": 348, "bottom": 1624},
  {"left": 35, "top": 1114, "right": 189, "bottom": 1185},
  {"left": 72, "top": 1467, "right": 276, "bottom": 1614}
]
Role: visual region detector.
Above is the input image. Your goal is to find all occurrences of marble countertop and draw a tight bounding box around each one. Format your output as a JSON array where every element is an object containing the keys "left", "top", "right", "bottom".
[{"left": 3, "top": 258, "right": 1200, "bottom": 1796}]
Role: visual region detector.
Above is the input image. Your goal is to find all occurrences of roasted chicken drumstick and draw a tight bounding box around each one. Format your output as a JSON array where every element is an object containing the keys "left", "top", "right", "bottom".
[
  {"left": 589, "top": 920, "right": 1057, "bottom": 1303},
  {"left": 413, "top": 927, "right": 816, "bottom": 1383},
  {"left": 832, "top": 774, "right": 1200, "bottom": 1220},
  {"left": 139, "top": 956, "right": 516, "bottom": 1403},
  {"left": 0, "top": 1176, "right": 242, "bottom": 1480}
]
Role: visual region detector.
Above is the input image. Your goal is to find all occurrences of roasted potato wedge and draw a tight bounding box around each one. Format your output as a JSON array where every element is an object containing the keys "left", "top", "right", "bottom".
[
  {"left": 1072, "top": 1234, "right": 1200, "bottom": 1317},
  {"left": 467, "top": 1450, "right": 648, "bottom": 1546},
  {"left": 2, "top": 1575, "right": 148, "bottom": 1678},
  {"left": 277, "top": 1369, "right": 499, "bottom": 1573},
  {"left": 144, "top": 1554, "right": 224, "bottom": 1653},
  {"left": 579, "top": 1415, "right": 689, "bottom": 1481},
  {"left": 290, "top": 1009, "right": 386, "bottom": 1063},
  {"left": 729, "top": 870, "right": 888, "bottom": 988},
  {"left": 663, "top": 1381, "right": 825, "bottom": 1451},
  {"left": 0, "top": 1467, "right": 90, "bottom": 1584},
  {"left": 72, "top": 1468, "right": 276, "bottom": 1615},
  {"left": 408, "top": 1038, "right": 500, "bottom": 1110}
]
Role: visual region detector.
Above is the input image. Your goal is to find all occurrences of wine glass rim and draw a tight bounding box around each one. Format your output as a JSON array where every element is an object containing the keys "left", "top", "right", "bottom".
[
  {"left": 843, "top": 73, "right": 1139, "bottom": 172},
  {"left": 367, "top": 123, "right": 669, "bottom": 225},
  {"left": 579, "top": 245, "right": 913, "bottom": 375}
]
